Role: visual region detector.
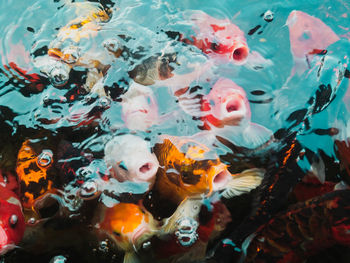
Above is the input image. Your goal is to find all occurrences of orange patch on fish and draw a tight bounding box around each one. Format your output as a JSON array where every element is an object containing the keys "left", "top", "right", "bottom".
[
  {"left": 153, "top": 137, "right": 231, "bottom": 203},
  {"left": 16, "top": 140, "right": 54, "bottom": 209}
]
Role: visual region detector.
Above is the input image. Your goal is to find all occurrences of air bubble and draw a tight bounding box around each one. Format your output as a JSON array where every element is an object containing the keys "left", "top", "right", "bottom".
[
  {"left": 99, "top": 240, "right": 109, "bottom": 252},
  {"left": 49, "top": 255, "right": 67, "bottom": 263},
  {"left": 48, "top": 63, "right": 70, "bottom": 86},
  {"left": 79, "top": 180, "right": 99, "bottom": 199},
  {"left": 37, "top": 150, "right": 53, "bottom": 167},
  {"left": 263, "top": 10, "right": 274, "bottom": 22}
]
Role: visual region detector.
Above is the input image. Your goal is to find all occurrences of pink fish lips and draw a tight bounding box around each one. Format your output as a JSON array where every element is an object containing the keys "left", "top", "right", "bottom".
[
  {"left": 201, "top": 78, "right": 250, "bottom": 128},
  {"left": 104, "top": 134, "right": 159, "bottom": 190}
]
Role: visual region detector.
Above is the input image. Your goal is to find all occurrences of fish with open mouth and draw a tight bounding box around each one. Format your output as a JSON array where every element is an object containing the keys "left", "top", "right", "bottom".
[{"left": 94, "top": 202, "right": 159, "bottom": 263}]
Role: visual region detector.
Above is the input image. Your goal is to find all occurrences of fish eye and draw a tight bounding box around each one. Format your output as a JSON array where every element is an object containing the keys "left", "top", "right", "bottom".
[
  {"left": 211, "top": 42, "right": 219, "bottom": 51},
  {"left": 9, "top": 214, "right": 18, "bottom": 228},
  {"left": 118, "top": 161, "right": 128, "bottom": 171},
  {"left": 113, "top": 231, "right": 121, "bottom": 237}
]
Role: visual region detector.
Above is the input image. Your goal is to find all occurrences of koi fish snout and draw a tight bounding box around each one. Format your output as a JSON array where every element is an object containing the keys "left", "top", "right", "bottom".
[{"left": 231, "top": 44, "right": 249, "bottom": 64}]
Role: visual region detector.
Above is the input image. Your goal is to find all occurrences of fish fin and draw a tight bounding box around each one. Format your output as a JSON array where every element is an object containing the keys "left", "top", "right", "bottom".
[
  {"left": 309, "top": 158, "right": 326, "bottom": 184},
  {"left": 334, "top": 181, "right": 349, "bottom": 191},
  {"left": 222, "top": 168, "right": 265, "bottom": 199},
  {"left": 123, "top": 252, "right": 140, "bottom": 263},
  {"left": 240, "top": 123, "right": 273, "bottom": 149},
  {"left": 245, "top": 51, "right": 273, "bottom": 71}
]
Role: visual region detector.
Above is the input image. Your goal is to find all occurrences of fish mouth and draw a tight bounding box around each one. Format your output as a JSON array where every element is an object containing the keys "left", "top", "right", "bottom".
[
  {"left": 219, "top": 95, "right": 246, "bottom": 125},
  {"left": 131, "top": 226, "right": 153, "bottom": 249},
  {"left": 211, "top": 164, "right": 232, "bottom": 192},
  {"left": 0, "top": 227, "right": 16, "bottom": 255},
  {"left": 231, "top": 44, "right": 249, "bottom": 64},
  {"left": 134, "top": 157, "right": 159, "bottom": 185}
]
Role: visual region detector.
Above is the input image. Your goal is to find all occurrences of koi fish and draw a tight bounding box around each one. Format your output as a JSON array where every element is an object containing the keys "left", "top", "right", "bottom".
[
  {"left": 286, "top": 10, "right": 340, "bottom": 79},
  {"left": 104, "top": 135, "right": 159, "bottom": 190},
  {"left": 166, "top": 10, "right": 272, "bottom": 69},
  {"left": 155, "top": 197, "right": 231, "bottom": 262},
  {"left": 121, "top": 82, "right": 159, "bottom": 131},
  {"left": 52, "top": 2, "right": 110, "bottom": 44},
  {"left": 95, "top": 203, "right": 158, "bottom": 263},
  {"left": 200, "top": 78, "right": 273, "bottom": 148},
  {"left": 152, "top": 135, "right": 264, "bottom": 205},
  {"left": 180, "top": 11, "right": 249, "bottom": 65},
  {"left": 15, "top": 140, "right": 56, "bottom": 211},
  {"left": 34, "top": 2, "right": 113, "bottom": 88},
  {"left": 242, "top": 190, "right": 350, "bottom": 263},
  {"left": 128, "top": 53, "right": 177, "bottom": 86},
  {"left": 0, "top": 170, "right": 25, "bottom": 255}
]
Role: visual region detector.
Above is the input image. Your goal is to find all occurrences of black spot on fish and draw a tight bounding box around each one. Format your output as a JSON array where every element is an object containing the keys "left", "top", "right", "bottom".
[
  {"left": 313, "top": 84, "right": 333, "bottom": 114},
  {"left": 286, "top": 109, "right": 307, "bottom": 127},
  {"left": 165, "top": 31, "right": 182, "bottom": 40},
  {"left": 248, "top": 25, "right": 261, "bottom": 36},
  {"left": 31, "top": 46, "right": 48, "bottom": 58},
  {"left": 27, "top": 27, "right": 35, "bottom": 33},
  {"left": 313, "top": 128, "right": 339, "bottom": 136}
]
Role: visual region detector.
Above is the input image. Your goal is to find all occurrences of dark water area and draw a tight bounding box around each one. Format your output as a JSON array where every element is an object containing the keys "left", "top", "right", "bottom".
[{"left": 0, "top": 0, "right": 349, "bottom": 262}]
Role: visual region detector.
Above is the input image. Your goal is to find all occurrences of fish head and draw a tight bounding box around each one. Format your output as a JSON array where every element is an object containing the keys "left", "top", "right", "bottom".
[
  {"left": 192, "top": 11, "right": 249, "bottom": 64},
  {"left": 16, "top": 140, "right": 54, "bottom": 209},
  {"left": 202, "top": 78, "right": 251, "bottom": 128},
  {"left": 155, "top": 136, "right": 232, "bottom": 198},
  {"left": 99, "top": 203, "right": 155, "bottom": 251},
  {"left": 104, "top": 135, "right": 159, "bottom": 189},
  {"left": 286, "top": 10, "right": 339, "bottom": 59},
  {"left": 121, "top": 84, "right": 159, "bottom": 131},
  {"left": 0, "top": 188, "right": 25, "bottom": 255}
]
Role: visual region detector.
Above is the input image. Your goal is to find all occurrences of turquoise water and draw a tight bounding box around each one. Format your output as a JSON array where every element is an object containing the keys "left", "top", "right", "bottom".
[{"left": 0, "top": 0, "right": 349, "bottom": 262}]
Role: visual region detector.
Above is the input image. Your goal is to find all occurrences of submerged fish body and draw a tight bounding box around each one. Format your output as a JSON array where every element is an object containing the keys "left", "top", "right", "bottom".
[
  {"left": 200, "top": 78, "right": 273, "bottom": 148},
  {"left": 96, "top": 202, "right": 158, "bottom": 263},
  {"left": 286, "top": 10, "right": 340, "bottom": 77},
  {"left": 0, "top": 171, "right": 25, "bottom": 255},
  {"left": 104, "top": 135, "right": 159, "bottom": 190},
  {"left": 33, "top": 2, "right": 113, "bottom": 88},
  {"left": 153, "top": 135, "right": 264, "bottom": 205},
  {"left": 121, "top": 82, "right": 159, "bottom": 131},
  {"left": 243, "top": 189, "right": 350, "bottom": 263}
]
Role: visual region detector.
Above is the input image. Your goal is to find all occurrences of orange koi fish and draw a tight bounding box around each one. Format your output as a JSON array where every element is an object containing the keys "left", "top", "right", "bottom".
[
  {"left": 95, "top": 203, "right": 158, "bottom": 263},
  {"left": 16, "top": 140, "right": 56, "bottom": 211},
  {"left": 153, "top": 136, "right": 264, "bottom": 205}
]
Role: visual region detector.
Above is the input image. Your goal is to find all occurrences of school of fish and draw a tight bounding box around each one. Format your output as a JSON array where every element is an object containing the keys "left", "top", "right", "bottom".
[{"left": 0, "top": 1, "right": 349, "bottom": 263}]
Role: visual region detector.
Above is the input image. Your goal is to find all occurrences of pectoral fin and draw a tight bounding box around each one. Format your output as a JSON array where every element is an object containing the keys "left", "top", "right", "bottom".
[{"left": 221, "top": 168, "right": 265, "bottom": 199}]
